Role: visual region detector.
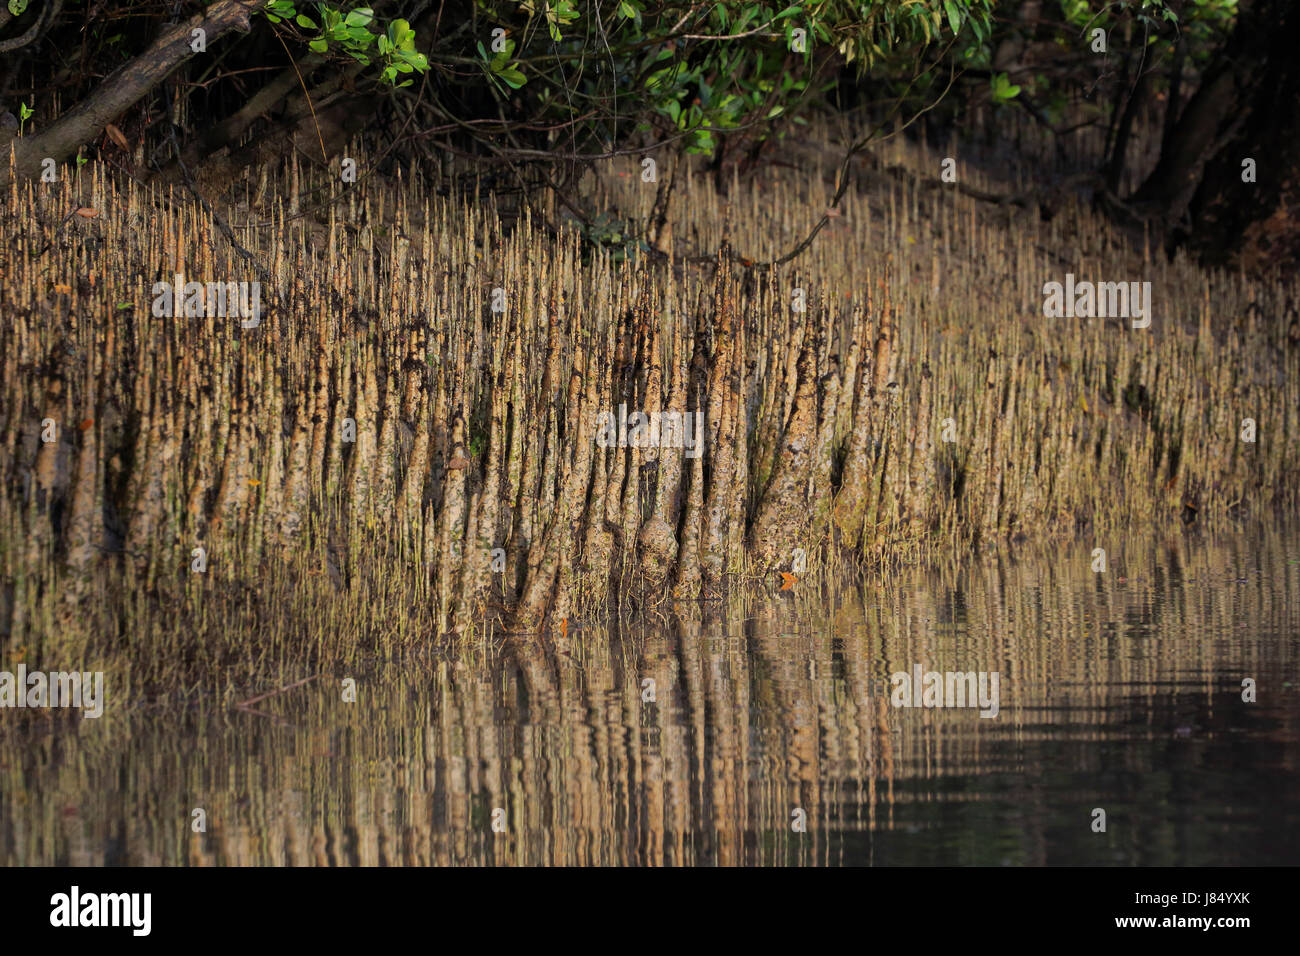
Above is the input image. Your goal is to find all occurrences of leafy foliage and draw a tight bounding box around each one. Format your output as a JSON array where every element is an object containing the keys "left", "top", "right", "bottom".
[
  {"left": 240, "top": 1, "right": 1241, "bottom": 164},
  {"left": 253, "top": 1, "right": 998, "bottom": 157},
  {"left": 263, "top": 2, "right": 428, "bottom": 86},
  {"left": 1, "top": 1, "right": 1246, "bottom": 176}
]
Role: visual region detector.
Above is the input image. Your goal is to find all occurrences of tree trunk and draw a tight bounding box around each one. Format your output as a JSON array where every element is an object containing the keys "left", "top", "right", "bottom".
[
  {"left": 1133, "top": 0, "right": 1300, "bottom": 269},
  {"left": 1128, "top": 58, "right": 1239, "bottom": 224},
  {"left": 1185, "top": 0, "right": 1300, "bottom": 269},
  {"left": 1105, "top": 59, "right": 1150, "bottom": 196}
]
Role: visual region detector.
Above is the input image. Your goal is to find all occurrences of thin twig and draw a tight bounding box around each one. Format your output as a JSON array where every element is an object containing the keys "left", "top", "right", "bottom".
[{"left": 234, "top": 673, "right": 319, "bottom": 710}]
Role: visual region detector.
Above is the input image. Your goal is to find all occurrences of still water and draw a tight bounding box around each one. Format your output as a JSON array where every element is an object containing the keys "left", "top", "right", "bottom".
[{"left": 3, "top": 524, "right": 1297, "bottom": 865}]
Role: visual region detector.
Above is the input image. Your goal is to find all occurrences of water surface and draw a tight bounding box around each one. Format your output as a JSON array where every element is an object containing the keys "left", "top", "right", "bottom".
[{"left": 3, "top": 524, "right": 1298, "bottom": 865}]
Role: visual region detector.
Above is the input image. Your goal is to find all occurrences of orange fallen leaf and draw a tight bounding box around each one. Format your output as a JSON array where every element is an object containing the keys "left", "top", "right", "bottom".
[
  {"left": 105, "top": 124, "right": 129, "bottom": 151},
  {"left": 780, "top": 572, "right": 798, "bottom": 591},
  {"left": 75, "top": 207, "right": 98, "bottom": 219},
  {"left": 247, "top": 479, "right": 261, "bottom": 487},
  {"left": 54, "top": 284, "right": 72, "bottom": 294},
  {"left": 78, "top": 419, "right": 94, "bottom": 431},
  {"left": 559, "top": 617, "right": 568, "bottom": 638}
]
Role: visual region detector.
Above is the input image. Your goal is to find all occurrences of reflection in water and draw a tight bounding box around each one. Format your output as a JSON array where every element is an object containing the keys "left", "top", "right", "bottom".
[{"left": 2, "top": 524, "right": 1298, "bottom": 865}]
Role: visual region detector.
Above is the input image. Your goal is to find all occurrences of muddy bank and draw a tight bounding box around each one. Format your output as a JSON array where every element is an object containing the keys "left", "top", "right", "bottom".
[{"left": 1, "top": 127, "right": 1297, "bottom": 686}]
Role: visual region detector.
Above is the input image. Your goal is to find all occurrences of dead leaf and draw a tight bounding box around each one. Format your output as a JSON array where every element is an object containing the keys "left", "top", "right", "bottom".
[
  {"left": 105, "top": 124, "right": 129, "bottom": 151},
  {"left": 75, "top": 207, "right": 98, "bottom": 219},
  {"left": 78, "top": 419, "right": 94, "bottom": 431}
]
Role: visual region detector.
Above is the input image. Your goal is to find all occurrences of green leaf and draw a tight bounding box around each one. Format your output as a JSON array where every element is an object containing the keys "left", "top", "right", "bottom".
[
  {"left": 8, "top": 0, "right": 29, "bottom": 16},
  {"left": 344, "top": 8, "right": 373, "bottom": 27},
  {"left": 498, "top": 65, "right": 526, "bottom": 89},
  {"left": 390, "top": 18, "right": 415, "bottom": 50},
  {"left": 295, "top": 13, "right": 316, "bottom": 29},
  {"left": 943, "top": 0, "right": 962, "bottom": 33},
  {"left": 991, "top": 71, "right": 1021, "bottom": 101},
  {"left": 309, "top": 38, "right": 328, "bottom": 52}
]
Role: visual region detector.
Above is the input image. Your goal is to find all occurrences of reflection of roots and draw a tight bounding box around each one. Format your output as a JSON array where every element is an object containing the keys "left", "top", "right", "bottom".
[{"left": 12, "top": 527, "right": 1294, "bottom": 864}]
